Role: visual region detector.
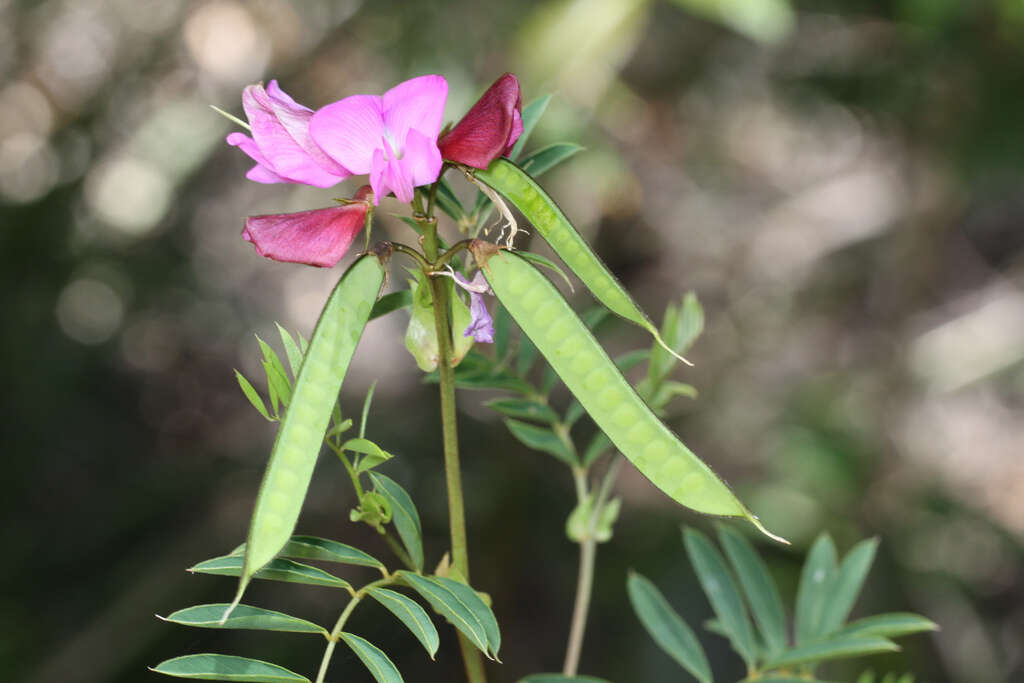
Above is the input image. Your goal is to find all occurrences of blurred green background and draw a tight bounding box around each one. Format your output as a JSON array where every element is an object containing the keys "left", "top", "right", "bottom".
[{"left": 2, "top": 0, "right": 1022, "bottom": 681}]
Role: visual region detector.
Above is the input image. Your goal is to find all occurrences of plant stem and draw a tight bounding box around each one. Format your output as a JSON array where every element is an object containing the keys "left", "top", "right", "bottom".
[
  {"left": 563, "top": 456, "right": 624, "bottom": 676},
  {"left": 420, "top": 213, "right": 486, "bottom": 683},
  {"left": 315, "top": 593, "right": 362, "bottom": 683}
]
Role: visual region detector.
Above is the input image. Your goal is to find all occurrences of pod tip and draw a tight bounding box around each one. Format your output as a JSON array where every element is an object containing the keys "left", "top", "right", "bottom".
[
  {"left": 749, "top": 516, "right": 790, "bottom": 545},
  {"left": 654, "top": 332, "right": 694, "bottom": 367},
  {"left": 220, "top": 577, "right": 249, "bottom": 624}
]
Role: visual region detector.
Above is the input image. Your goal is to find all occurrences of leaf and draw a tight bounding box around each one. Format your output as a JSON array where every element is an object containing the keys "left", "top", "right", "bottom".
[
  {"left": 494, "top": 305, "right": 513, "bottom": 361},
  {"left": 369, "top": 473, "right": 424, "bottom": 572},
  {"left": 398, "top": 572, "right": 492, "bottom": 658},
  {"left": 235, "top": 370, "right": 272, "bottom": 421},
  {"left": 833, "top": 613, "right": 938, "bottom": 640},
  {"left": 255, "top": 335, "right": 288, "bottom": 386},
  {"left": 581, "top": 432, "right": 612, "bottom": 468},
  {"left": 344, "top": 437, "right": 393, "bottom": 473},
  {"left": 682, "top": 528, "right": 757, "bottom": 668},
  {"left": 370, "top": 290, "right": 413, "bottom": 320},
  {"left": 485, "top": 398, "right": 560, "bottom": 424},
  {"left": 151, "top": 654, "right": 309, "bottom": 682},
  {"left": 795, "top": 533, "right": 839, "bottom": 644},
  {"left": 518, "top": 676, "right": 613, "bottom": 683},
  {"left": 504, "top": 418, "right": 576, "bottom": 465},
  {"left": 516, "top": 332, "right": 539, "bottom": 377},
  {"left": 190, "top": 555, "right": 351, "bottom": 590},
  {"left": 519, "top": 142, "right": 584, "bottom": 178},
  {"left": 819, "top": 538, "right": 879, "bottom": 635},
  {"left": 648, "top": 292, "right": 703, "bottom": 387},
  {"left": 651, "top": 381, "right": 698, "bottom": 407},
  {"left": 510, "top": 94, "right": 552, "bottom": 161},
  {"left": 277, "top": 535, "right": 384, "bottom": 570},
  {"left": 717, "top": 525, "right": 787, "bottom": 655},
  {"left": 517, "top": 250, "right": 575, "bottom": 291},
  {"left": 275, "top": 323, "right": 303, "bottom": 379},
  {"left": 763, "top": 635, "right": 900, "bottom": 670},
  {"left": 338, "top": 632, "right": 403, "bottom": 683},
  {"left": 263, "top": 359, "right": 292, "bottom": 411},
  {"left": 432, "top": 575, "right": 502, "bottom": 659},
  {"left": 160, "top": 604, "right": 326, "bottom": 635},
  {"left": 627, "top": 571, "right": 712, "bottom": 683},
  {"left": 325, "top": 418, "right": 354, "bottom": 441},
  {"left": 435, "top": 177, "right": 466, "bottom": 221},
  {"left": 360, "top": 381, "right": 377, "bottom": 438},
  {"left": 367, "top": 587, "right": 440, "bottom": 658}
]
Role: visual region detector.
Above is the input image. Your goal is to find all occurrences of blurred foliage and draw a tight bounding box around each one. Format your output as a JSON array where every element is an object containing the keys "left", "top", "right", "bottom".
[{"left": 1, "top": 0, "right": 1022, "bottom": 682}]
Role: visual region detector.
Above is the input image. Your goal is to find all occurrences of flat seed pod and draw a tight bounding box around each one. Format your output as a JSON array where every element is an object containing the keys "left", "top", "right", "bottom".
[
  {"left": 474, "top": 159, "right": 688, "bottom": 364},
  {"left": 228, "top": 251, "right": 388, "bottom": 617},
  {"left": 472, "top": 244, "right": 783, "bottom": 541}
]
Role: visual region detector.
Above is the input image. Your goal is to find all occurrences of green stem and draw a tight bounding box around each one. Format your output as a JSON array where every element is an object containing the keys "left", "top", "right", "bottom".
[
  {"left": 563, "top": 456, "right": 624, "bottom": 676},
  {"left": 314, "top": 594, "right": 362, "bottom": 683},
  {"left": 421, "top": 216, "right": 486, "bottom": 683}
]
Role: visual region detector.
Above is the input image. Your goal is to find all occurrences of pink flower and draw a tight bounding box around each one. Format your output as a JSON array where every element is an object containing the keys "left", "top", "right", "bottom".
[
  {"left": 242, "top": 186, "right": 373, "bottom": 268},
  {"left": 226, "top": 81, "right": 350, "bottom": 188},
  {"left": 453, "top": 271, "right": 494, "bottom": 343},
  {"left": 310, "top": 75, "right": 448, "bottom": 205},
  {"left": 439, "top": 73, "right": 523, "bottom": 169}
]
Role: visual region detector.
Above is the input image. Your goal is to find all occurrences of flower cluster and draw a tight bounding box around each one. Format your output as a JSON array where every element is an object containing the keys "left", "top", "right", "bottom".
[{"left": 229, "top": 73, "right": 522, "bottom": 269}]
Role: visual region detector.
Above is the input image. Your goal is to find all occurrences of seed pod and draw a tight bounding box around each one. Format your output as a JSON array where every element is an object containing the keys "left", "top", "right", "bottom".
[{"left": 472, "top": 243, "right": 783, "bottom": 542}]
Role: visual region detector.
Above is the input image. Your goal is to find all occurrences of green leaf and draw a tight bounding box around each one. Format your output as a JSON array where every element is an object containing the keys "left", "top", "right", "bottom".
[
  {"left": 275, "top": 323, "right": 304, "bottom": 380},
  {"left": 432, "top": 575, "right": 502, "bottom": 659},
  {"left": 256, "top": 335, "right": 288, "bottom": 382},
  {"left": 486, "top": 398, "right": 560, "bottom": 424},
  {"left": 517, "top": 250, "right": 575, "bottom": 291},
  {"left": 717, "top": 525, "right": 787, "bottom": 655},
  {"left": 369, "top": 473, "right": 423, "bottom": 572},
  {"left": 581, "top": 432, "right": 612, "bottom": 468},
  {"left": 504, "top": 418, "right": 576, "bottom": 465},
  {"left": 627, "top": 571, "right": 712, "bottom": 683},
  {"left": 833, "top": 613, "right": 938, "bottom": 640},
  {"left": 510, "top": 94, "right": 552, "bottom": 161},
  {"left": 819, "top": 538, "right": 879, "bottom": 634},
  {"left": 325, "top": 418, "right": 354, "bottom": 441},
  {"left": 682, "top": 528, "right": 757, "bottom": 668},
  {"left": 151, "top": 654, "right": 309, "bottom": 682},
  {"left": 615, "top": 348, "right": 651, "bottom": 373},
  {"left": 359, "top": 380, "right": 377, "bottom": 438},
  {"left": 519, "top": 142, "right": 584, "bottom": 178},
  {"left": 516, "top": 333, "right": 539, "bottom": 377},
  {"left": 339, "top": 632, "right": 403, "bottom": 683},
  {"left": 648, "top": 293, "right": 703, "bottom": 387},
  {"left": 235, "top": 370, "right": 272, "bottom": 421},
  {"left": 795, "top": 533, "right": 839, "bottom": 644},
  {"left": 263, "top": 358, "right": 292, "bottom": 410},
  {"left": 367, "top": 587, "right": 440, "bottom": 658},
  {"left": 276, "top": 535, "right": 384, "bottom": 570},
  {"left": 160, "top": 604, "right": 326, "bottom": 635},
  {"left": 190, "top": 555, "right": 351, "bottom": 590},
  {"left": 398, "top": 572, "right": 494, "bottom": 659},
  {"left": 344, "top": 437, "right": 394, "bottom": 473},
  {"left": 763, "top": 635, "right": 900, "bottom": 670},
  {"left": 370, "top": 290, "right": 413, "bottom": 320},
  {"left": 518, "top": 676, "right": 612, "bottom": 683},
  {"left": 435, "top": 177, "right": 466, "bottom": 221},
  {"left": 651, "top": 381, "right": 698, "bottom": 408},
  {"left": 494, "top": 305, "right": 512, "bottom": 361}
]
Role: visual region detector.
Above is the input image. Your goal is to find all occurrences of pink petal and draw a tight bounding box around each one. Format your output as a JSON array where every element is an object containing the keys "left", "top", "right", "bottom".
[
  {"left": 382, "top": 75, "right": 448, "bottom": 146},
  {"left": 264, "top": 81, "right": 350, "bottom": 178},
  {"left": 242, "top": 203, "right": 368, "bottom": 268},
  {"left": 237, "top": 83, "right": 349, "bottom": 188},
  {"left": 246, "top": 164, "right": 286, "bottom": 183},
  {"left": 227, "top": 131, "right": 283, "bottom": 183},
  {"left": 310, "top": 94, "right": 385, "bottom": 176},
  {"left": 370, "top": 138, "right": 415, "bottom": 204},
  {"left": 402, "top": 127, "right": 443, "bottom": 188},
  {"left": 439, "top": 73, "right": 522, "bottom": 169}
]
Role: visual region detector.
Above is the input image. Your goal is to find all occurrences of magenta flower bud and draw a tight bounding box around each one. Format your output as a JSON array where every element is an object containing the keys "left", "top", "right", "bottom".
[
  {"left": 226, "top": 80, "right": 351, "bottom": 188},
  {"left": 241, "top": 186, "right": 373, "bottom": 268},
  {"left": 439, "top": 73, "right": 523, "bottom": 170}
]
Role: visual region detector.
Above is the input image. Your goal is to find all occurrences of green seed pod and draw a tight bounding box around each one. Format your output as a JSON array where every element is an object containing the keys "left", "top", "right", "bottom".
[
  {"left": 226, "top": 249, "right": 389, "bottom": 620},
  {"left": 472, "top": 242, "right": 783, "bottom": 542},
  {"left": 475, "top": 159, "right": 690, "bottom": 365}
]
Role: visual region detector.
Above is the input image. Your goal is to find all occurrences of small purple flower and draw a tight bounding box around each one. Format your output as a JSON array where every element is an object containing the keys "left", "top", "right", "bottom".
[
  {"left": 453, "top": 271, "right": 494, "bottom": 343},
  {"left": 310, "top": 75, "right": 448, "bottom": 205},
  {"left": 226, "top": 80, "right": 350, "bottom": 188}
]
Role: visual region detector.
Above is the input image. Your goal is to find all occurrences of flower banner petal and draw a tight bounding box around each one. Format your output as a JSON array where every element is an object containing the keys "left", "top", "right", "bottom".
[
  {"left": 382, "top": 74, "right": 448, "bottom": 144},
  {"left": 310, "top": 95, "right": 385, "bottom": 176}
]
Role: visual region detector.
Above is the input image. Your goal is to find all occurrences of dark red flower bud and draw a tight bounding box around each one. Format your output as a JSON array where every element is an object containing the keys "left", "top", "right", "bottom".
[{"left": 439, "top": 73, "right": 523, "bottom": 169}]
